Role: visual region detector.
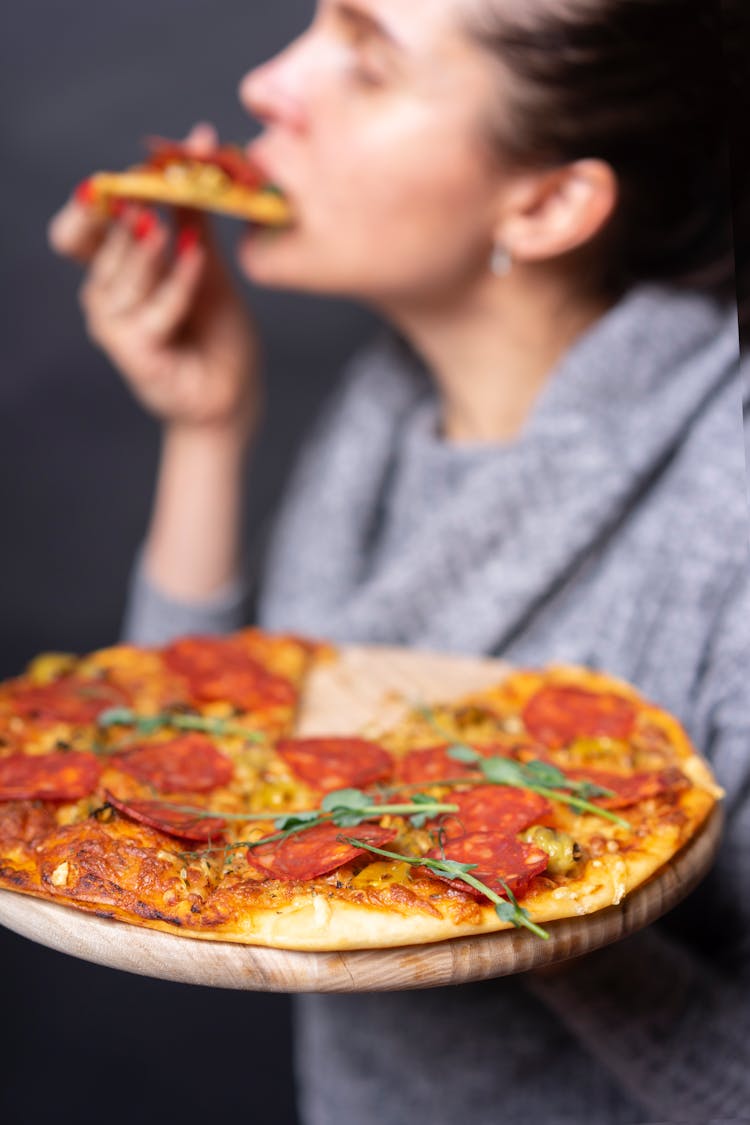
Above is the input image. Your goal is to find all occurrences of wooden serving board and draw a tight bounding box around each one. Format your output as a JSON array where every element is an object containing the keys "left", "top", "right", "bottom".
[{"left": 0, "top": 645, "right": 724, "bottom": 992}]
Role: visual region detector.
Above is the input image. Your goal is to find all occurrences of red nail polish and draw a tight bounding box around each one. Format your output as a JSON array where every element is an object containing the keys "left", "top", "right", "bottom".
[
  {"left": 176, "top": 227, "right": 200, "bottom": 256},
  {"left": 74, "top": 179, "right": 96, "bottom": 206},
  {"left": 132, "top": 210, "right": 157, "bottom": 241}
]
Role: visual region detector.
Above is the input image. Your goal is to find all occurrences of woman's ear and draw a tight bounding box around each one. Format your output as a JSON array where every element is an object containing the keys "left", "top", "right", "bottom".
[{"left": 496, "top": 160, "right": 618, "bottom": 263}]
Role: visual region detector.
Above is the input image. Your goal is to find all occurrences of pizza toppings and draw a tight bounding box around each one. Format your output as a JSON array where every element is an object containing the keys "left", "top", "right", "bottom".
[
  {"left": 111, "top": 733, "right": 234, "bottom": 793},
  {"left": 163, "top": 635, "right": 296, "bottom": 711},
  {"left": 276, "top": 737, "right": 394, "bottom": 792},
  {"left": 6, "top": 675, "right": 130, "bottom": 725},
  {"left": 520, "top": 825, "right": 582, "bottom": 876},
  {"left": 249, "top": 822, "right": 398, "bottom": 881},
  {"left": 105, "top": 791, "right": 227, "bottom": 841},
  {"left": 564, "top": 766, "right": 689, "bottom": 808},
  {"left": 145, "top": 137, "right": 266, "bottom": 191},
  {"left": 0, "top": 639, "right": 719, "bottom": 950},
  {"left": 0, "top": 751, "right": 101, "bottom": 801},
  {"left": 0, "top": 801, "right": 57, "bottom": 845},
  {"left": 438, "top": 785, "right": 553, "bottom": 840},
  {"left": 522, "top": 684, "right": 637, "bottom": 748},
  {"left": 395, "top": 743, "right": 482, "bottom": 785},
  {"left": 422, "top": 832, "right": 549, "bottom": 901}
]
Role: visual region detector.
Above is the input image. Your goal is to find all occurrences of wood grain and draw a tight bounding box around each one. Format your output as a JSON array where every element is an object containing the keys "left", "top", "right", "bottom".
[{"left": 0, "top": 645, "right": 724, "bottom": 992}]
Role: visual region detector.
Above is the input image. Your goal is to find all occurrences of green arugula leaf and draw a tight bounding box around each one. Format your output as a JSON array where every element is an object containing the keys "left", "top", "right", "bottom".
[
  {"left": 320, "top": 788, "right": 369, "bottom": 812},
  {"left": 522, "top": 760, "right": 569, "bottom": 788},
  {"left": 408, "top": 794, "right": 440, "bottom": 826},
  {"left": 498, "top": 878, "right": 521, "bottom": 908},
  {"left": 330, "top": 810, "right": 370, "bottom": 828},
  {"left": 446, "top": 744, "right": 481, "bottom": 764},
  {"left": 523, "top": 760, "right": 615, "bottom": 800},
  {"left": 480, "top": 757, "right": 527, "bottom": 786},
  {"left": 574, "top": 780, "right": 616, "bottom": 800},
  {"left": 426, "top": 858, "right": 477, "bottom": 878},
  {"left": 96, "top": 706, "right": 264, "bottom": 742},
  {"left": 273, "top": 811, "right": 321, "bottom": 831},
  {"left": 495, "top": 900, "right": 518, "bottom": 924},
  {"left": 98, "top": 707, "right": 137, "bottom": 728}
]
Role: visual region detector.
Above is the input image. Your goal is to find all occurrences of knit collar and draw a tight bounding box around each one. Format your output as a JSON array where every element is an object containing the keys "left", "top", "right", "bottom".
[{"left": 260, "top": 285, "right": 740, "bottom": 652}]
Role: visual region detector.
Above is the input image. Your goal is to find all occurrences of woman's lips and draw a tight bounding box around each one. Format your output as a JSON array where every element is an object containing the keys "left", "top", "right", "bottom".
[{"left": 246, "top": 144, "right": 284, "bottom": 191}]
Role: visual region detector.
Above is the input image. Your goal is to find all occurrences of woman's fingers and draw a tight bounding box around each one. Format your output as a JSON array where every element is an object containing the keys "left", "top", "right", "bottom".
[
  {"left": 81, "top": 208, "right": 159, "bottom": 302},
  {"left": 138, "top": 238, "right": 206, "bottom": 341},
  {"left": 183, "top": 121, "right": 218, "bottom": 157},
  {"left": 86, "top": 216, "right": 137, "bottom": 289},
  {"left": 80, "top": 207, "right": 177, "bottom": 332},
  {"left": 104, "top": 213, "right": 169, "bottom": 315},
  {"left": 106, "top": 222, "right": 169, "bottom": 317},
  {"left": 47, "top": 194, "right": 110, "bottom": 264}
]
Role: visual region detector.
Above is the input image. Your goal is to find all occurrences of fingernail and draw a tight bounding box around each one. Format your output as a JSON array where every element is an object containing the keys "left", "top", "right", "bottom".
[
  {"left": 74, "top": 178, "right": 97, "bottom": 206},
  {"left": 132, "top": 209, "right": 158, "bottom": 241},
  {"left": 176, "top": 227, "right": 200, "bottom": 256}
]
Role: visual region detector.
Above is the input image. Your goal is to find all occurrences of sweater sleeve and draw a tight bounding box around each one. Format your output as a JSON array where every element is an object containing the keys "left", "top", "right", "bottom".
[
  {"left": 528, "top": 567, "right": 750, "bottom": 1122},
  {"left": 120, "top": 549, "right": 249, "bottom": 645}
]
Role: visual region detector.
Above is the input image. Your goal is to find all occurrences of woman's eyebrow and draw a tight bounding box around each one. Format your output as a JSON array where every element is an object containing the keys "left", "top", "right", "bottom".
[{"left": 330, "top": 1, "right": 406, "bottom": 52}]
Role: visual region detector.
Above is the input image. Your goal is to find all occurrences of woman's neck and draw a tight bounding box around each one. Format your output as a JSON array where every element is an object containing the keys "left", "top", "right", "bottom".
[{"left": 380, "top": 267, "right": 613, "bottom": 444}]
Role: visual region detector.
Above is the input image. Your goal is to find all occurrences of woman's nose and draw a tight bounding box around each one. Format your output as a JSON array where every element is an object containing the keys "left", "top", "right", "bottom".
[{"left": 239, "top": 43, "right": 310, "bottom": 134}]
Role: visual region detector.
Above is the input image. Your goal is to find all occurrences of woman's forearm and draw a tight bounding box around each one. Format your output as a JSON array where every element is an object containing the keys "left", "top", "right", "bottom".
[{"left": 141, "top": 419, "right": 253, "bottom": 602}]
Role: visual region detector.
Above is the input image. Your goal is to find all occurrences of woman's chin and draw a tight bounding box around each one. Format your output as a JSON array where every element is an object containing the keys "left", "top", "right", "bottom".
[
  {"left": 236, "top": 224, "right": 289, "bottom": 284},
  {"left": 235, "top": 226, "right": 347, "bottom": 295},
  {"left": 235, "top": 225, "right": 315, "bottom": 291}
]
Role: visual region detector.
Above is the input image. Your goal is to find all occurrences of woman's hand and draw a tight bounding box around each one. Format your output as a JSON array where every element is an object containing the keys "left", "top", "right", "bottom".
[{"left": 47, "top": 123, "right": 260, "bottom": 441}]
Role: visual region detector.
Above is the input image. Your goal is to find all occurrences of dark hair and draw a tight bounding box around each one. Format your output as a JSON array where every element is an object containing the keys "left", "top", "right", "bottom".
[{"left": 468, "top": 0, "right": 741, "bottom": 307}]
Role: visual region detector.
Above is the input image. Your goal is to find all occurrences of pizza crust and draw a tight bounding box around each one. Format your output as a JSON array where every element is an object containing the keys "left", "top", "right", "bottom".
[{"left": 88, "top": 170, "right": 292, "bottom": 224}]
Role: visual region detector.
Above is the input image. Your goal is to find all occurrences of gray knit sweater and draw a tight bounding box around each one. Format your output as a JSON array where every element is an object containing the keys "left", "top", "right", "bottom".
[{"left": 124, "top": 285, "right": 750, "bottom": 1125}]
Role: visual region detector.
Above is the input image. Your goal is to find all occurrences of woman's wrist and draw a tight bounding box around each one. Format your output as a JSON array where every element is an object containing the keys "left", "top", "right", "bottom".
[
  {"left": 164, "top": 396, "right": 260, "bottom": 452},
  {"left": 142, "top": 412, "right": 254, "bottom": 603}
]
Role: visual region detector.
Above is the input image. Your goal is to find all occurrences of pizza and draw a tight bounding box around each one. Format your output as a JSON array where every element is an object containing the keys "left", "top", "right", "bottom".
[
  {"left": 0, "top": 632, "right": 722, "bottom": 951},
  {"left": 76, "top": 136, "right": 292, "bottom": 225}
]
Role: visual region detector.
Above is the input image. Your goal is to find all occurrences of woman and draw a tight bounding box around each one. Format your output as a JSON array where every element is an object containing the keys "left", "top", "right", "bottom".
[{"left": 49, "top": 1, "right": 748, "bottom": 1122}]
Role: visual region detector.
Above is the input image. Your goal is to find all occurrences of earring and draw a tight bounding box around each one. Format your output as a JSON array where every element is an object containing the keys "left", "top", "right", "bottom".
[{"left": 490, "top": 242, "right": 512, "bottom": 278}]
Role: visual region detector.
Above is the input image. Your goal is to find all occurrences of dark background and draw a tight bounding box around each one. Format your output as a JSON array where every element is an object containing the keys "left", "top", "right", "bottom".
[{"left": 1, "top": 3, "right": 375, "bottom": 1121}]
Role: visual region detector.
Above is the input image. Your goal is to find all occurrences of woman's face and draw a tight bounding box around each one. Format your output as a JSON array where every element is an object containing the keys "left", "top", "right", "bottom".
[{"left": 237, "top": 0, "right": 511, "bottom": 306}]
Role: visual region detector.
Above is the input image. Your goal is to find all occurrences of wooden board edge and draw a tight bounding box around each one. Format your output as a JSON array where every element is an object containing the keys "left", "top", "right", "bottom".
[{"left": 0, "top": 805, "right": 723, "bottom": 993}]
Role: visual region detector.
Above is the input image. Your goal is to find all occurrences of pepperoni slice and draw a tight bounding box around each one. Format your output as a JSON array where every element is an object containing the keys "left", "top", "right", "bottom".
[
  {"left": 112, "top": 734, "right": 234, "bottom": 793},
  {"left": 0, "top": 751, "right": 101, "bottom": 801},
  {"left": 275, "top": 737, "right": 394, "bottom": 792},
  {"left": 565, "top": 767, "right": 688, "bottom": 809},
  {"left": 249, "top": 822, "right": 397, "bottom": 881},
  {"left": 8, "top": 676, "right": 130, "bottom": 725},
  {"left": 195, "top": 666, "right": 295, "bottom": 710},
  {"left": 439, "top": 786, "right": 553, "bottom": 840},
  {"left": 395, "top": 744, "right": 482, "bottom": 785},
  {"left": 162, "top": 636, "right": 296, "bottom": 711},
  {"left": 105, "top": 791, "right": 226, "bottom": 841},
  {"left": 421, "top": 832, "right": 549, "bottom": 901},
  {"left": 522, "top": 684, "right": 637, "bottom": 749}
]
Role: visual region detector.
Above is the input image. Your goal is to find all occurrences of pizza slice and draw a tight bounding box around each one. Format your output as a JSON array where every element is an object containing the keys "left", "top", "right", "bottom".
[{"left": 78, "top": 136, "right": 292, "bottom": 225}]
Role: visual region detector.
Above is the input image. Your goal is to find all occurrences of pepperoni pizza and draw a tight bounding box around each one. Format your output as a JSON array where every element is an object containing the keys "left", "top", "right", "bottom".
[
  {"left": 0, "top": 634, "right": 722, "bottom": 950},
  {"left": 78, "top": 136, "right": 292, "bottom": 225}
]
